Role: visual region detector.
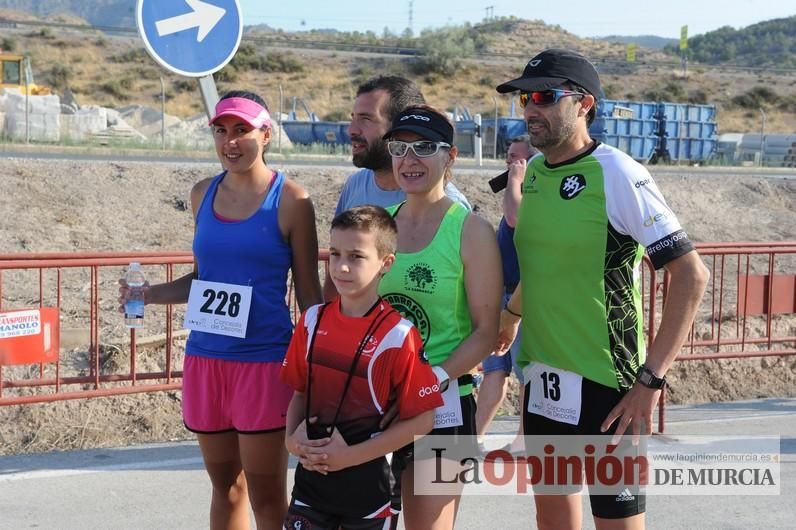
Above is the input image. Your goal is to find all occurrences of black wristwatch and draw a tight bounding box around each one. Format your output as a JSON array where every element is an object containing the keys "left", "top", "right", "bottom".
[{"left": 636, "top": 365, "right": 666, "bottom": 389}]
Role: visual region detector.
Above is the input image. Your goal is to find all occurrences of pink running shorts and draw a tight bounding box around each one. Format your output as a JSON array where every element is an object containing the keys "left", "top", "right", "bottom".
[{"left": 182, "top": 355, "right": 293, "bottom": 433}]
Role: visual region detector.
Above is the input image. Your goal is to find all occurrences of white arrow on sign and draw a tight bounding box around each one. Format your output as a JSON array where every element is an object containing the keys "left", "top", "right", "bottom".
[{"left": 155, "top": 0, "right": 226, "bottom": 43}]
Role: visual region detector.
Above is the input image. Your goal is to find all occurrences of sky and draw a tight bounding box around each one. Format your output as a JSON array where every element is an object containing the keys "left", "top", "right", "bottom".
[{"left": 238, "top": 1, "right": 794, "bottom": 39}]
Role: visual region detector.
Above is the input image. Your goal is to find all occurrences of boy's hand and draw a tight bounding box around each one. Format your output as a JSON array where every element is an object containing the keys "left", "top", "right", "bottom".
[
  {"left": 300, "top": 427, "right": 355, "bottom": 473},
  {"left": 288, "top": 416, "right": 332, "bottom": 474}
]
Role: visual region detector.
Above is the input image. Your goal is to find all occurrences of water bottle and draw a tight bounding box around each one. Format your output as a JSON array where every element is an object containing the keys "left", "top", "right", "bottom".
[{"left": 124, "top": 262, "right": 146, "bottom": 329}]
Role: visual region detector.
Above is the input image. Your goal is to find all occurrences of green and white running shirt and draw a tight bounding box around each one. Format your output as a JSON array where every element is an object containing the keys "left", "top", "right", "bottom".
[{"left": 514, "top": 142, "right": 694, "bottom": 389}]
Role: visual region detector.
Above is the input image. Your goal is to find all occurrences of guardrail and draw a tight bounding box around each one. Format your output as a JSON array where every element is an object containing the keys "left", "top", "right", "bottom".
[
  {"left": 652, "top": 242, "right": 796, "bottom": 431},
  {"left": 0, "top": 252, "right": 193, "bottom": 405},
  {"left": 1, "top": 245, "right": 794, "bottom": 434}
]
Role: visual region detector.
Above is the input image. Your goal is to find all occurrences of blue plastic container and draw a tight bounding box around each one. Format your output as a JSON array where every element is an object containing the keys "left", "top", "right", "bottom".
[
  {"left": 455, "top": 120, "right": 477, "bottom": 136},
  {"left": 600, "top": 99, "right": 717, "bottom": 125},
  {"left": 312, "top": 122, "right": 349, "bottom": 145},
  {"left": 684, "top": 104, "right": 715, "bottom": 122},
  {"left": 481, "top": 118, "right": 528, "bottom": 155},
  {"left": 282, "top": 121, "right": 316, "bottom": 145},
  {"left": 282, "top": 121, "right": 350, "bottom": 145},
  {"left": 664, "top": 121, "right": 680, "bottom": 138},
  {"left": 630, "top": 119, "right": 657, "bottom": 136},
  {"left": 496, "top": 118, "right": 528, "bottom": 144},
  {"left": 684, "top": 121, "right": 717, "bottom": 139},
  {"left": 599, "top": 133, "right": 657, "bottom": 161},
  {"left": 453, "top": 120, "right": 477, "bottom": 155},
  {"left": 630, "top": 136, "right": 657, "bottom": 160},
  {"left": 614, "top": 119, "right": 631, "bottom": 135}
]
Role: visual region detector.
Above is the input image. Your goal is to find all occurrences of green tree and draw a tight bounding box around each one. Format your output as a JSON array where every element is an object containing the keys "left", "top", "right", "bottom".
[
  {"left": 662, "top": 16, "right": 796, "bottom": 67},
  {"left": 414, "top": 27, "right": 475, "bottom": 75},
  {"left": 730, "top": 86, "right": 779, "bottom": 109},
  {"left": 1, "top": 37, "right": 17, "bottom": 52}
]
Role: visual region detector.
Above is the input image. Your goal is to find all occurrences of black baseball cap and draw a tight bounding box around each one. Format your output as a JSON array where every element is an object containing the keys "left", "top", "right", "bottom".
[
  {"left": 496, "top": 48, "right": 601, "bottom": 98},
  {"left": 383, "top": 106, "right": 454, "bottom": 144}
]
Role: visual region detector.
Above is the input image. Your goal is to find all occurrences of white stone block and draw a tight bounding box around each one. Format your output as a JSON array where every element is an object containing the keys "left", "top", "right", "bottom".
[
  {"left": 6, "top": 111, "right": 60, "bottom": 142},
  {"left": 61, "top": 113, "right": 108, "bottom": 141},
  {"left": 5, "top": 92, "right": 61, "bottom": 115}
]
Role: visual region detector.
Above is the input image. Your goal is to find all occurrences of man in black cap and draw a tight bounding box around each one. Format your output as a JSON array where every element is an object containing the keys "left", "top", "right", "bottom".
[{"left": 495, "top": 49, "right": 709, "bottom": 530}]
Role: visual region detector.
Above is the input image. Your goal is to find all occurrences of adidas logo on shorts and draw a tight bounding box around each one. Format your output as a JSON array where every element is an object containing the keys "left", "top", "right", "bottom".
[{"left": 615, "top": 488, "right": 635, "bottom": 502}]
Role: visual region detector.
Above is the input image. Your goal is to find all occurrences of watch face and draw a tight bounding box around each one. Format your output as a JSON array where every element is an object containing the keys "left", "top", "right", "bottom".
[{"left": 638, "top": 367, "right": 664, "bottom": 388}]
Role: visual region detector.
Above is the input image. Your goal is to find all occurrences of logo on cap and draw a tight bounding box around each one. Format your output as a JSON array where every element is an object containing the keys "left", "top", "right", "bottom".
[
  {"left": 400, "top": 114, "right": 431, "bottom": 122},
  {"left": 528, "top": 59, "right": 542, "bottom": 67}
]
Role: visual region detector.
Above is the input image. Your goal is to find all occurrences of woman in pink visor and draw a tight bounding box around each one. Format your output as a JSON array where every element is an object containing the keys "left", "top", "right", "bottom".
[{"left": 120, "top": 90, "right": 322, "bottom": 528}]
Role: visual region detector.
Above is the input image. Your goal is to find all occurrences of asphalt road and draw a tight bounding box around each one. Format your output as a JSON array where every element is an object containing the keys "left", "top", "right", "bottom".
[
  {"left": 1, "top": 398, "right": 794, "bottom": 529},
  {"left": 1, "top": 147, "right": 795, "bottom": 179}
]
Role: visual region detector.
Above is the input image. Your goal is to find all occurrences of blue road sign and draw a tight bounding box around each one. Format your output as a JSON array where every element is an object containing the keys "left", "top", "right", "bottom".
[{"left": 136, "top": 0, "right": 242, "bottom": 77}]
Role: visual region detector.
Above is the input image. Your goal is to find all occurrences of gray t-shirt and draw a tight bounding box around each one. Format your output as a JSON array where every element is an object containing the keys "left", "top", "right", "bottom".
[{"left": 334, "top": 168, "right": 472, "bottom": 216}]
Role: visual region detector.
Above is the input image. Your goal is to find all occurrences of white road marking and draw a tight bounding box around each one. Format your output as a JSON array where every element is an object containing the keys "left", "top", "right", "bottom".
[
  {"left": 663, "top": 411, "right": 796, "bottom": 425},
  {"left": 0, "top": 456, "right": 203, "bottom": 483}
]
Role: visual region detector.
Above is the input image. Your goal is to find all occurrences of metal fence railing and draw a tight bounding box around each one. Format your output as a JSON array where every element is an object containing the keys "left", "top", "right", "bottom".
[{"left": 1, "top": 245, "right": 794, "bottom": 433}]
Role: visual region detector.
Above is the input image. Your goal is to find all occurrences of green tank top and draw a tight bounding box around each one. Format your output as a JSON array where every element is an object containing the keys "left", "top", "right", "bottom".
[{"left": 379, "top": 202, "right": 473, "bottom": 396}]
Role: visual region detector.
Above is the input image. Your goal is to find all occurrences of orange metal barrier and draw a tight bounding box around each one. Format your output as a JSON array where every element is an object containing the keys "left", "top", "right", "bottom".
[
  {"left": 0, "top": 252, "right": 193, "bottom": 405},
  {"left": 653, "top": 242, "right": 796, "bottom": 361},
  {"left": 1, "top": 245, "right": 794, "bottom": 433},
  {"left": 651, "top": 242, "right": 796, "bottom": 431},
  {"left": 0, "top": 251, "right": 330, "bottom": 406}
]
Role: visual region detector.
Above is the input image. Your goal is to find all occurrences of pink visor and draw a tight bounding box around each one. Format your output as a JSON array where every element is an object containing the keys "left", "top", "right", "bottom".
[{"left": 209, "top": 97, "right": 272, "bottom": 129}]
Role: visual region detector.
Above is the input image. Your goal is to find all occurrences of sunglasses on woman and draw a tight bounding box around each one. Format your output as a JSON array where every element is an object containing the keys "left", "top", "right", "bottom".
[
  {"left": 519, "top": 89, "right": 585, "bottom": 108},
  {"left": 387, "top": 140, "right": 451, "bottom": 158}
]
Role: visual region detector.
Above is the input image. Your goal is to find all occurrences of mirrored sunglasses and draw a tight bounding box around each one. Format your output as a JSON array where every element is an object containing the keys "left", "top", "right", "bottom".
[
  {"left": 519, "top": 89, "right": 585, "bottom": 108},
  {"left": 387, "top": 140, "right": 451, "bottom": 158}
]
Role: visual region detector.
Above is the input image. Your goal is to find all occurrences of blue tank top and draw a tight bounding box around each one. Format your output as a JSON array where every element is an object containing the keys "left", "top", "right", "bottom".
[
  {"left": 497, "top": 217, "right": 520, "bottom": 292},
  {"left": 185, "top": 171, "right": 293, "bottom": 362}
]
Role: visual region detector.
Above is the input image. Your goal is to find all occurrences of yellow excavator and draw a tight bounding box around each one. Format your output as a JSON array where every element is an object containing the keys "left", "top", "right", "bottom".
[{"left": 0, "top": 53, "right": 51, "bottom": 95}]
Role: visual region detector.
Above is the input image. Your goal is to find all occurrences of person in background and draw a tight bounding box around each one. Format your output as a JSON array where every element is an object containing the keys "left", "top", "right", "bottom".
[
  {"left": 475, "top": 135, "right": 538, "bottom": 454},
  {"left": 323, "top": 75, "right": 471, "bottom": 302},
  {"left": 119, "top": 90, "right": 322, "bottom": 530},
  {"left": 281, "top": 205, "right": 442, "bottom": 530},
  {"left": 380, "top": 105, "right": 502, "bottom": 530},
  {"left": 495, "top": 49, "right": 708, "bottom": 530}
]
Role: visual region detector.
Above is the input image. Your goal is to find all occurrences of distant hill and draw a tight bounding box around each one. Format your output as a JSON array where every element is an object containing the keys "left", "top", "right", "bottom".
[
  {"left": 0, "top": 0, "right": 134, "bottom": 28},
  {"left": 243, "top": 24, "right": 277, "bottom": 34},
  {"left": 596, "top": 35, "right": 678, "bottom": 50},
  {"left": 5, "top": 2, "right": 793, "bottom": 71},
  {"left": 0, "top": 8, "right": 794, "bottom": 134},
  {"left": 663, "top": 15, "right": 796, "bottom": 68}
]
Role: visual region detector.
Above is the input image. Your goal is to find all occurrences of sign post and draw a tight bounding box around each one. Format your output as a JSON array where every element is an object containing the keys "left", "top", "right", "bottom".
[
  {"left": 136, "top": 0, "right": 243, "bottom": 119},
  {"left": 680, "top": 25, "right": 688, "bottom": 77}
]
